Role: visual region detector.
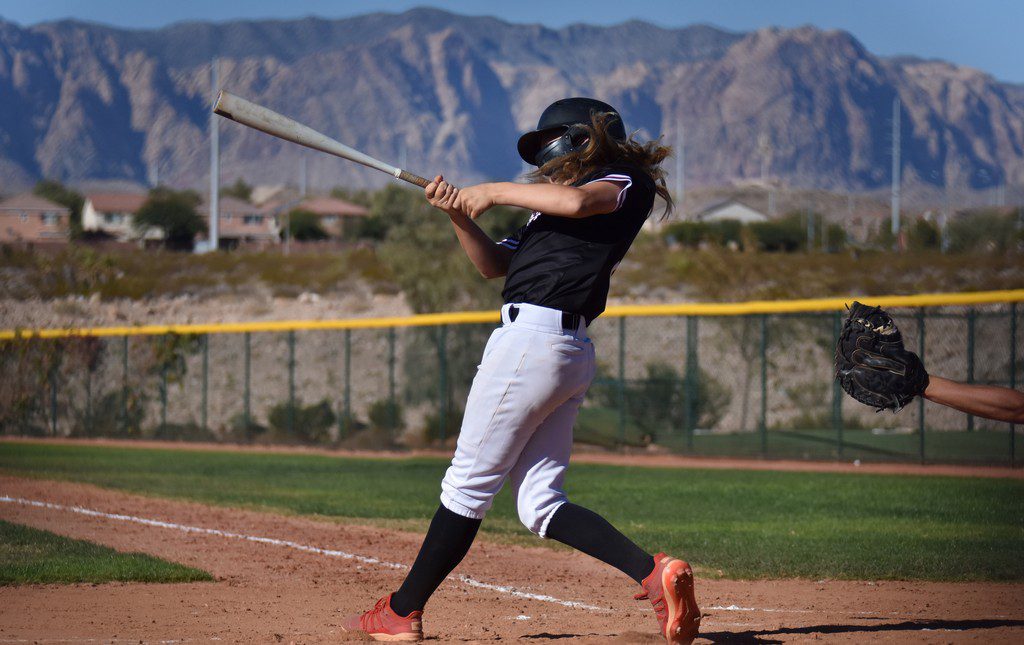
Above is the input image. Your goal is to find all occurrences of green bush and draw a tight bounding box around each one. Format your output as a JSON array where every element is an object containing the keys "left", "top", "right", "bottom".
[
  {"left": 588, "top": 361, "right": 732, "bottom": 443},
  {"left": 69, "top": 391, "right": 146, "bottom": 439},
  {"left": 134, "top": 188, "right": 207, "bottom": 251},
  {"left": 424, "top": 404, "right": 463, "bottom": 444},
  {"left": 267, "top": 399, "right": 336, "bottom": 444},
  {"left": 220, "top": 178, "right": 253, "bottom": 202},
  {"left": 150, "top": 422, "right": 217, "bottom": 442},
  {"left": 225, "top": 414, "right": 268, "bottom": 444},
  {"left": 33, "top": 179, "right": 84, "bottom": 238},
  {"left": 368, "top": 399, "right": 404, "bottom": 432},
  {"left": 664, "top": 222, "right": 710, "bottom": 248},
  {"left": 908, "top": 218, "right": 940, "bottom": 251},
  {"left": 748, "top": 212, "right": 806, "bottom": 252},
  {"left": 285, "top": 209, "right": 329, "bottom": 241},
  {"left": 947, "top": 210, "right": 1019, "bottom": 253}
]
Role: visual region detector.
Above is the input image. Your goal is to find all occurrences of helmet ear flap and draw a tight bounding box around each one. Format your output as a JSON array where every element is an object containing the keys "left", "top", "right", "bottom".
[{"left": 534, "top": 124, "right": 591, "bottom": 167}]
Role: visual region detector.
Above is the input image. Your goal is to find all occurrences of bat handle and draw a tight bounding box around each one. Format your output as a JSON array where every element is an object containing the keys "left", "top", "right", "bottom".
[{"left": 396, "top": 169, "right": 431, "bottom": 188}]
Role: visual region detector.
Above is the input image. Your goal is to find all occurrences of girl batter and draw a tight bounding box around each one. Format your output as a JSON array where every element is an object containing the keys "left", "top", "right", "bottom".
[{"left": 344, "top": 97, "right": 701, "bottom": 644}]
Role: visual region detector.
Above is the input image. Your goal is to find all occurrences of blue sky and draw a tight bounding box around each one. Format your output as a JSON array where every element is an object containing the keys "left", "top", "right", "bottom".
[{"left": 1, "top": 1, "right": 1021, "bottom": 83}]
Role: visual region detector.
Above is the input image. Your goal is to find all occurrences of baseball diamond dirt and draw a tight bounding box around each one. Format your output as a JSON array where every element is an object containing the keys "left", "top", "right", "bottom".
[{"left": 1, "top": 473, "right": 1023, "bottom": 643}]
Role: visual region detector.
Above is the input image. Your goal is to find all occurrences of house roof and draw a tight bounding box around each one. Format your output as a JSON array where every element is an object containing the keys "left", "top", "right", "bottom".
[
  {"left": 297, "top": 196, "right": 369, "bottom": 217},
  {"left": 693, "top": 198, "right": 769, "bottom": 221},
  {"left": 198, "top": 196, "right": 267, "bottom": 216},
  {"left": 0, "top": 193, "right": 70, "bottom": 212},
  {"left": 86, "top": 192, "right": 148, "bottom": 213}
]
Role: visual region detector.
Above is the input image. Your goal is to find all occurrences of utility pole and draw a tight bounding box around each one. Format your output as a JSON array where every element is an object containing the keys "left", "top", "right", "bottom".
[
  {"left": 806, "top": 207, "right": 814, "bottom": 251},
  {"left": 675, "top": 118, "right": 685, "bottom": 219},
  {"left": 208, "top": 58, "right": 220, "bottom": 252},
  {"left": 890, "top": 96, "right": 901, "bottom": 239}
]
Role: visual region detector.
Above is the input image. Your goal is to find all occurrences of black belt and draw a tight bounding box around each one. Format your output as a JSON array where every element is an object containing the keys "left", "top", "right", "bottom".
[{"left": 507, "top": 304, "right": 581, "bottom": 331}]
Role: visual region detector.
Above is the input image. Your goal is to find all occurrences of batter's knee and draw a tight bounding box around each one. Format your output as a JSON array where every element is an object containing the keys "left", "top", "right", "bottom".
[{"left": 517, "top": 495, "right": 568, "bottom": 537}]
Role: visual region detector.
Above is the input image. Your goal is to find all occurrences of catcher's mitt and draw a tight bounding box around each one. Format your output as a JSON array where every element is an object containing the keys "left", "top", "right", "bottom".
[{"left": 834, "top": 301, "right": 929, "bottom": 412}]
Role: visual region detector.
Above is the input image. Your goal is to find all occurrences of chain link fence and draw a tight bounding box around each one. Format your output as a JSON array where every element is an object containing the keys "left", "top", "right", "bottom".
[{"left": 1, "top": 299, "right": 1020, "bottom": 466}]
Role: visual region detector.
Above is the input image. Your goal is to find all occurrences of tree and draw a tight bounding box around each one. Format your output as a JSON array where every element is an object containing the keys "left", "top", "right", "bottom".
[
  {"left": 33, "top": 180, "right": 84, "bottom": 238},
  {"left": 220, "top": 178, "right": 253, "bottom": 202},
  {"left": 908, "top": 218, "right": 940, "bottom": 251},
  {"left": 134, "top": 188, "right": 207, "bottom": 251},
  {"left": 286, "top": 209, "right": 329, "bottom": 241}
]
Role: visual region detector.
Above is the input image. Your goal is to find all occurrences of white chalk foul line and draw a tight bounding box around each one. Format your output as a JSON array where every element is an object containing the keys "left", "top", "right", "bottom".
[{"left": 0, "top": 495, "right": 608, "bottom": 612}]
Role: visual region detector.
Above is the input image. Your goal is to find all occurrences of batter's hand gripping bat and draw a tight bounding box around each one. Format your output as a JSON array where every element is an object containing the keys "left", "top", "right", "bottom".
[{"left": 213, "top": 91, "right": 431, "bottom": 188}]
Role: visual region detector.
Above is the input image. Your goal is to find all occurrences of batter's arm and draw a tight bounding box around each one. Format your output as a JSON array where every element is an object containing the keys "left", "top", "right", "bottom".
[
  {"left": 425, "top": 175, "right": 511, "bottom": 279},
  {"left": 448, "top": 212, "right": 513, "bottom": 279},
  {"left": 923, "top": 375, "right": 1024, "bottom": 423},
  {"left": 459, "top": 181, "right": 623, "bottom": 219}
]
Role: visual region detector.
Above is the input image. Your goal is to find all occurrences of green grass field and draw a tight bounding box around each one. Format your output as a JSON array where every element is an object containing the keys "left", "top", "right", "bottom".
[
  {"left": 0, "top": 441, "right": 1021, "bottom": 582},
  {"left": 0, "top": 519, "right": 212, "bottom": 584}
]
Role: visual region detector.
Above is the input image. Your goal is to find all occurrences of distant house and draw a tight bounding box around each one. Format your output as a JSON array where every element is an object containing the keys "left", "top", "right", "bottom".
[
  {"left": 694, "top": 199, "right": 769, "bottom": 224},
  {"left": 82, "top": 192, "right": 158, "bottom": 241},
  {"left": 199, "top": 197, "right": 279, "bottom": 248},
  {"left": 0, "top": 193, "right": 70, "bottom": 244},
  {"left": 294, "top": 196, "right": 370, "bottom": 238}
]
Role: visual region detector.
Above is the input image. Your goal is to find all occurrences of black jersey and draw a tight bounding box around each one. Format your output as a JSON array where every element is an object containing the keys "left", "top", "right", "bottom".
[{"left": 498, "top": 164, "right": 655, "bottom": 324}]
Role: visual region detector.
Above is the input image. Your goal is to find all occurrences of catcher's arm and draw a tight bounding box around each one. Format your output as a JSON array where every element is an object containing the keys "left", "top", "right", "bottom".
[{"left": 924, "top": 376, "right": 1024, "bottom": 423}]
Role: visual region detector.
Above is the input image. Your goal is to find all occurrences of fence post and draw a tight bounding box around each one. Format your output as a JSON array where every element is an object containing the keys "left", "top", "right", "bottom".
[
  {"left": 160, "top": 357, "right": 168, "bottom": 437},
  {"left": 966, "top": 307, "right": 976, "bottom": 432},
  {"left": 759, "top": 314, "right": 768, "bottom": 456},
  {"left": 685, "top": 315, "right": 699, "bottom": 448},
  {"left": 437, "top": 325, "right": 448, "bottom": 442},
  {"left": 388, "top": 327, "right": 397, "bottom": 433},
  {"left": 287, "top": 330, "right": 296, "bottom": 436},
  {"left": 341, "top": 329, "right": 352, "bottom": 437},
  {"left": 85, "top": 355, "right": 93, "bottom": 437},
  {"left": 832, "top": 311, "right": 843, "bottom": 458},
  {"left": 618, "top": 316, "right": 627, "bottom": 443},
  {"left": 48, "top": 355, "right": 58, "bottom": 437},
  {"left": 121, "top": 335, "right": 129, "bottom": 435},
  {"left": 201, "top": 334, "right": 209, "bottom": 433},
  {"left": 1010, "top": 303, "right": 1017, "bottom": 467},
  {"left": 243, "top": 332, "right": 251, "bottom": 430},
  {"left": 918, "top": 309, "right": 927, "bottom": 464}
]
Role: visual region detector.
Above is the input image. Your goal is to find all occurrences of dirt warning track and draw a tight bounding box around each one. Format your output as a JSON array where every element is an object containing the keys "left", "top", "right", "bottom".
[{"left": 1, "top": 475, "right": 1022, "bottom": 643}]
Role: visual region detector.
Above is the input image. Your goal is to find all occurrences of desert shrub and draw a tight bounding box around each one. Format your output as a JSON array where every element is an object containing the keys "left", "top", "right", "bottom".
[{"left": 267, "top": 399, "right": 336, "bottom": 444}]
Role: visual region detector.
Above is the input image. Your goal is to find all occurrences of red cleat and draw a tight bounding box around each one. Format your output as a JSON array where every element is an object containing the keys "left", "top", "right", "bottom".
[
  {"left": 635, "top": 553, "right": 701, "bottom": 644},
  {"left": 342, "top": 594, "right": 423, "bottom": 642}
]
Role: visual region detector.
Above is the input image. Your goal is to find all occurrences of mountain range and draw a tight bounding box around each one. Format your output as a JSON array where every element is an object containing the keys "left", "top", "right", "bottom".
[{"left": 0, "top": 7, "right": 1021, "bottom": 200}]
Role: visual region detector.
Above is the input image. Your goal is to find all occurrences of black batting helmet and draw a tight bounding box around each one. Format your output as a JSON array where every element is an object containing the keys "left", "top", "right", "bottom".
[{"left": 517, "top": 97, "right": 627, "bottom": 167}]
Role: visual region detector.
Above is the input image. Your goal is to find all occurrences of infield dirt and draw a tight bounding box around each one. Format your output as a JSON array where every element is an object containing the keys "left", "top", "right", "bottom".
[{"left": 1, "top": 474, "right": 1022, "bottom": 643}]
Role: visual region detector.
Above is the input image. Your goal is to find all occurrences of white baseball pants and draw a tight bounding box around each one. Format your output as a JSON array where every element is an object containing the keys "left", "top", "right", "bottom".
[{"left": 439, "top": 303, "right": 596, "bottom": 536}]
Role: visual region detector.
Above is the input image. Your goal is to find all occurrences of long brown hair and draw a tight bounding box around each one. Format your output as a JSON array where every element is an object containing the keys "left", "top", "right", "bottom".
[{"left": 527, "top": 112, "right": 674, "bottom": 217}]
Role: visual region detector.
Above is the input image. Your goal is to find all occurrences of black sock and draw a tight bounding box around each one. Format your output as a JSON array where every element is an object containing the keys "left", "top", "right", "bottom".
[
  {"left": 389, "top": 504, "right": 481, "bottom": 616},
  {"left": 544, "top": 502, "right": 655, "bottom": 584}
]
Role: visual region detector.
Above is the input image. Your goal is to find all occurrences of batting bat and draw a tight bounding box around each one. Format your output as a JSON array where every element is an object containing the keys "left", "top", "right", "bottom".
[{"left": 213, "top": 91, "right": 431, "bottom": 188}]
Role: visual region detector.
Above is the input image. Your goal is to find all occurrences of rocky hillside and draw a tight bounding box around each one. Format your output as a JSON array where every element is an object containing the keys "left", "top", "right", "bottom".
[{"left": 1, "top": 8, "right": 1022, "bottom": 197}]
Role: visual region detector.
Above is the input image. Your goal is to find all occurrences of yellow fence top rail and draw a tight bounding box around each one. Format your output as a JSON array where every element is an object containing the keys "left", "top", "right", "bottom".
[{"left": 2, "top": 289, "right": 1023, "bottom": 340}]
